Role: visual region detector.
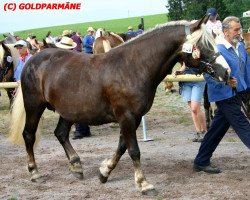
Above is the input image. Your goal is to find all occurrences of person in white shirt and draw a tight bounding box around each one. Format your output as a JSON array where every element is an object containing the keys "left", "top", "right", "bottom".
[{"left": 206, "top": 7, "right": 222, "bottom": 34}]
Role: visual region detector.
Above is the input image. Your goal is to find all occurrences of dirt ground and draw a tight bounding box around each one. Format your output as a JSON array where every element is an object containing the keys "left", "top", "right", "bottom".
[{"left": 0, "top": 83, "right": 249, "bottom": 200}]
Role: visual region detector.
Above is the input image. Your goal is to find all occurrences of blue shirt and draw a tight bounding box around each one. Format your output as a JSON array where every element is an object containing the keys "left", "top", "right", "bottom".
[
  {"left": 135, "top": 29, "right": 143, "bottom": 34},
  {"left": 205, "top": 39, "right": 250, "bottom": 102},
  {"left": 83, "top": 34, "right": 95, "bottom": 54},
  {"left": 14, "top": 54, "right": 32, "bottom": 81}
]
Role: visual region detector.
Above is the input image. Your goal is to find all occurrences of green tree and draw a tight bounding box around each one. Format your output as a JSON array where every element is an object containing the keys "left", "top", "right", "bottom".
[{"left": 166, "top": 0, "right": 184, "bottom": 20}]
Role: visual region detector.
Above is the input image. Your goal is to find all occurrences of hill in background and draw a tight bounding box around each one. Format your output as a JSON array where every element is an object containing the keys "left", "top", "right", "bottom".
[{"left": 2, "top": 13, "right": 168, "bottom": 40}]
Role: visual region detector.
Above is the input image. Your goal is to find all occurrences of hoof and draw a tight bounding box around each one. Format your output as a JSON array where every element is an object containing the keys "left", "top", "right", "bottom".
[
  {"left": 30, "top": 173, "right": 46, "bottom": 183},
  {"left": 69, "top": 162, "right": 83, "bottom": 180},
  {"left": 142, "top": 188, "right": 158, "bottom": 196},
  {"left": 98, "top": 171, "right": 108, "bottom": 183}
]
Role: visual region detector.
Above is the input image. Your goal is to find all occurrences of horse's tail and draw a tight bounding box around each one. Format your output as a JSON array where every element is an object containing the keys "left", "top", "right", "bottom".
[
  {"left": 103, "top": 40, "right": 111, "bottom": 53},
  {"left": 8, "top": 85, "right": 41, "bottom": 146}
]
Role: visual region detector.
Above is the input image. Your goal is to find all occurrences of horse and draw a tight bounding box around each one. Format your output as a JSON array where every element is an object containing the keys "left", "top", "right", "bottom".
[
  {"left": 0, "top": 42, "right": 19, "bottom": 105},
  {"left": 8, "top": 15, "right": 230, "bottom": 196},
  {"left": 93, "top": 29, "right": 124, "bottom": 54},
  {"left": 243, "top": 32, "right": 250, "bottom": 56}
]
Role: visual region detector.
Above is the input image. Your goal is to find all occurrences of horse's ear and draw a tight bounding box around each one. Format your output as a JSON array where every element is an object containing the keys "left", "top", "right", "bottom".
[
  {"left": 211, "top": 30, "right": 217, "bottom": 39},
  {"left": 191, "top": 14, "right": 209, "bottom": 32},
  {"left": 1, "top": 42, "right": 10, "bottom": 52},
  {"left": 43, "top": 39, "right": 48, "bottom": 46}
]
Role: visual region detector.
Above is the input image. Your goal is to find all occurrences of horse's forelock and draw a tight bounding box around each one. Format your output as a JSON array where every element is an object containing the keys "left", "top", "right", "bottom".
[
  {"left": 187, "top": 24, "right": 216, "bottom": 51},
  {"left": 5, "top": 44, "right": 19, "bottom": 69},
  {"left": 0, "top": 44, "right": 4, "bottom": 67}
]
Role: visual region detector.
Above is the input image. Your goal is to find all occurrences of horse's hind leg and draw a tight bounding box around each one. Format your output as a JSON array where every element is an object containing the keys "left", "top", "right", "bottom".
[
  {"left": 24, "top": 105, "right": 46, "bottom": 182},
  {"left": 54, "top": 116, "right": 83, "bottom": 179}
]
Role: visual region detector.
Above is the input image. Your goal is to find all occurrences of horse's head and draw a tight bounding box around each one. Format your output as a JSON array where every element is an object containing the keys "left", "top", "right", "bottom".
[
  {"left": 3, "top": 33, "right": 17, "bottom": 44},
  {"left": 0, "top": 42, "right": 14, "bottom": 82},
  {"left": 180, "top": 15, "right": 230, "bottom": 82}
]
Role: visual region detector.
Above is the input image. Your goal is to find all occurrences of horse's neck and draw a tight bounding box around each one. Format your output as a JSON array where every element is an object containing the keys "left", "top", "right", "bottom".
[{"left": 123, "top": 27, "right": 184, "bottom": 83}]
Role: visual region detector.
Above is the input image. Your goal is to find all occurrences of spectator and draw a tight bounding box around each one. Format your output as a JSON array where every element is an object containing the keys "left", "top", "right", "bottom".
[
  {"left": 13, "top": 40, "right": 32, "bottom": 83},
  {"left": 45, "top": 31, "right": 56, "bottom": 44},
  {"left": 71, "top": 27, "right": 95, "bottom": 139},
  {"left": 71, "top": 31, "right": 82, "bottom": 52},
  {"left": 127, "top": 26, "right": 136, "bottom": 35},
  {"left": 136, "top": 23, "right": 144, "bottom": 34},
  {"left": 29, "top": 35, "right": 40, "bottom": 52},
  {"left": 62, "top": 30, "right": 71, "bottom": 37},
  {"left": 26, "top": 34, "right": 33, "bottom": 42},
  {"left": 193, "top": 16, "right": 250, "bottom": 174},
  {"left": 173, "top": 62, "right": 207, "bottom": 142},
  {"left": 83, "top": 27, "right": 95, "bottom": 54},
  {"left": 206, "top": 7, "right": 222, "bottom": 34},
  {"left": 55, "top": 36, "right": 92, "bottom": 139}
]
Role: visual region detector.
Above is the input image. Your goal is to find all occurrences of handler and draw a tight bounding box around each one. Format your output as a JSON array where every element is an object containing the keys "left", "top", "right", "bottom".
[{"left": 193, "top": 16, "right": 250, "bottom": 173}]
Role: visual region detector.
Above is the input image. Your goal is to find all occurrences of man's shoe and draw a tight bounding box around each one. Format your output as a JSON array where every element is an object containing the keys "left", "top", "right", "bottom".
[
  {"left": 193, "top": 164, "right": 221, "bottom": 174},
  {"left": 72, "top": 131, "right": 91, "bottom": 140}
]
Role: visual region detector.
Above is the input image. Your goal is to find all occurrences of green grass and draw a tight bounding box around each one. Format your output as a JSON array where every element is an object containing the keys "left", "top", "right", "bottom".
[{"left": 1, "top": 13, "right": 168, "bottom": 41}]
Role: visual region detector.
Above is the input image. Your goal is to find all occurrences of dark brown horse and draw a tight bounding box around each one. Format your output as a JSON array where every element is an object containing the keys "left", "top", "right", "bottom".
[{"left": 9, "top": 16, "right": 230, "bottom": 195}]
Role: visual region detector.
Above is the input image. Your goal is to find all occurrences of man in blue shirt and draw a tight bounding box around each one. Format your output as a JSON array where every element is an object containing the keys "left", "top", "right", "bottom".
[
  {"left": 14, "top": 40, "right": 32, "bottom": 82},
  {"left": 83, "top": 27, "right": 95, "bottom": 54},
  {"left": 193, "top": 16, "right": 250, "bottom": 173}
]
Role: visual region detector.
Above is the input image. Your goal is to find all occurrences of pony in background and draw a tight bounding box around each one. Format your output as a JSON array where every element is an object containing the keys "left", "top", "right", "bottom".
[{"left": 93, "top": 28, "right": 124, "bottom": 54}]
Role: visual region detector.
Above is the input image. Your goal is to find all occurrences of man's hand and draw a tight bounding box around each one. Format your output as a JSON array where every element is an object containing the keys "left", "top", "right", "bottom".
[{"left": 227, "top": 77, "right": 237, "bottom": 88}]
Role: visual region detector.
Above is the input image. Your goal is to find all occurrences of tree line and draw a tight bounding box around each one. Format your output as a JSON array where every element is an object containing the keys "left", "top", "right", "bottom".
[{"left": 166, "top": 0, "right": 250, "bottom": 32}]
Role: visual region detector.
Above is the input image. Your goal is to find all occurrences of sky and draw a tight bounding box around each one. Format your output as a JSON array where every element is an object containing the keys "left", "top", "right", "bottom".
[{"left": 0, "top": 0, "right": 167, "bottom": 33}]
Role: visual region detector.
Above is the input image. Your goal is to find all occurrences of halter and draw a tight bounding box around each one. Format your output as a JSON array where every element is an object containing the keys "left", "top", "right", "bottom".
[{"left": 183, "top": 25, "right": 221, "bottom": 76}]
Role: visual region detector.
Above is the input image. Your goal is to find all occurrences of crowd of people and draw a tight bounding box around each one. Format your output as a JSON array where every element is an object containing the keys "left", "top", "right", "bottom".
[{"left": 9, "top": 7, "right": 250, "bottom": 174}]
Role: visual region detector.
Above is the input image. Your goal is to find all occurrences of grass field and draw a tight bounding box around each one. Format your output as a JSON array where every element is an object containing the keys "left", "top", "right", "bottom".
[{"left": 1, "top": 13, "right": 168, "bottom": 41}]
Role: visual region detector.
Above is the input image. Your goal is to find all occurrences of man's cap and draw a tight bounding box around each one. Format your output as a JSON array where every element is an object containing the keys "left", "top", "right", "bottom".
[
  {"left": 62, "top": 30, "right": 70, "bottom": 36},
  {"left": 87, "top": 27, "right": 95, "bottom": 32},
  {"left": 206, "top": 7, "right": 217, "bottom": 17},
  {"left": 14, "top": 40, "right": 27, "bottom": 48},
  {"left": 128, "top": 26, "right": 133, "bottom": 30}
]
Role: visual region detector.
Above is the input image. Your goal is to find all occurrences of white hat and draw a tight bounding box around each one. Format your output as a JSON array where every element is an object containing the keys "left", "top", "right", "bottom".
[
  {"left": 87, "top": 27, "right": 95, "bottom": 32},
  {"left": 62, "top": 30, "right": 70, "bottom": 36},
  {"left": 14, "top": 40, "right": 27, "bottom": 47},
  {"left": 128, "top": 26, "right": 133, "bottom": 30},
  {"left": 55, "top": 37, "right": 77, "bottom": 49}
]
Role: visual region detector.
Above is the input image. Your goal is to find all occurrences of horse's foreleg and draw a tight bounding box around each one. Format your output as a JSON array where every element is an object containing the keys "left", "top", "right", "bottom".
[
  {"left": 24, "top": 107, "right": 45, "bottom": 182},
  {"left": 99, "top": 133, "right": 127, "bottom": 183},
  {"left": 54, "top": 117, "right": 83, "bottom": 179}
]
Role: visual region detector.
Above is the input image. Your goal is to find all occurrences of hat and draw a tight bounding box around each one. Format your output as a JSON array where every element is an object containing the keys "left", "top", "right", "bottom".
[
  {"left": 87, "top": 27, "right": 95, "bottom": 32},
  {"left": 62, "top": 30, "right": 70, "bottom": 36},
  {"left": 206, "top": 7, "right": 217, "bottom": 17},
  {"left": 55, "top": 37, "right": 77, "bottom": 49},
  {"left": 14, "top": 40, "right": 27, "bottom": 48},
  {"left": 128, "top": 26, "right": 133, "bottom": 30}
]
